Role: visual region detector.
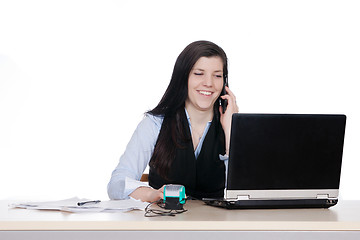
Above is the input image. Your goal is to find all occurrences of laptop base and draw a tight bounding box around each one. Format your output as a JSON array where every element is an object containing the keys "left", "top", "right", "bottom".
[{"left": 203, "top": 198, "right": 338, "bottom": 209}]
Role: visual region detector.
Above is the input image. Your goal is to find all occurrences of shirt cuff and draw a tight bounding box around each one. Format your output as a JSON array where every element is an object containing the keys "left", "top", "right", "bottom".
[
  {"left": 124, "top": 177, "right": 150, "bottom": 197},
  {"left": 219, "top": 154, "right": 229, "bottom": 161}
]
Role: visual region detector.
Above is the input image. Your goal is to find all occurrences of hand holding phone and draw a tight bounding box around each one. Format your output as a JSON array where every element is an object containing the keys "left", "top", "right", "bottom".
[{"left": 218, "top": 83, "right": 238, "bottom": 156}]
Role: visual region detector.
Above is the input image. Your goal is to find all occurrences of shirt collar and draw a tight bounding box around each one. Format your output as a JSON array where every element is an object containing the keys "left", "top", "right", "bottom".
[{"left": 185, "top": 108, "right": 191, "bottom": 121}]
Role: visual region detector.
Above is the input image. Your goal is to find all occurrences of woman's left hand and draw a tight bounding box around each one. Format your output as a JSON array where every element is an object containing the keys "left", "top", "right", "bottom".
[{"left": 219, "top": 86, "right": 239, "bottom": 154}]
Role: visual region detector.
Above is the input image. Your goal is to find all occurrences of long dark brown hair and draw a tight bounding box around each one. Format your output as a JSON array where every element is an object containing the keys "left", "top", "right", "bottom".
[{"left": 148, "top": 40, "right": 228, "bottom": 178}]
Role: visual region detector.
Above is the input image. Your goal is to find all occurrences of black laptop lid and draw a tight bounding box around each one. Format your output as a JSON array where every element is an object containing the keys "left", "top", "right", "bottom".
[{"left": 227, "top": 114, "right": 346, "bottom": 191}]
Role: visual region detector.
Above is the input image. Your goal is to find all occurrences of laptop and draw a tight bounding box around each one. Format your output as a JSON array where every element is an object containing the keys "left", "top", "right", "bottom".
[{"left": 204, "top": 113, "right": 346, "bottom": 209}]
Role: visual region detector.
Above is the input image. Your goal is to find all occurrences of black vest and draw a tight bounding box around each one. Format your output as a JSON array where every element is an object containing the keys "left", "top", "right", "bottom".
[{"left": 149, "top": 110, "right": 226, "bottom": 199}]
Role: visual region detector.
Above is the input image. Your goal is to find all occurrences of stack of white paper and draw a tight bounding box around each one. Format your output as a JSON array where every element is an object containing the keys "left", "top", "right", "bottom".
[{"left": 10, "top": 197, "right": 149, "bottom": 213}]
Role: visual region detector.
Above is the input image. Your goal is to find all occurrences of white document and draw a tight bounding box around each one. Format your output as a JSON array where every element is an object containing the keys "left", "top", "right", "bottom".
[
  {"left": 10, "top": 197, "right": 149, "bottom": 213},
  {"left": 62, "top": 198, "right": 149, "bottom": 213}
]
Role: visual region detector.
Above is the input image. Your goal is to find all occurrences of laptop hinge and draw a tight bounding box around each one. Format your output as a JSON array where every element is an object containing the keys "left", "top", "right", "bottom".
[
  {"left": 237, "top": 195, "right": 250, "bottom": 200},
  {"left": 316, "top": 194, "right": 329, "bottom": 199}
]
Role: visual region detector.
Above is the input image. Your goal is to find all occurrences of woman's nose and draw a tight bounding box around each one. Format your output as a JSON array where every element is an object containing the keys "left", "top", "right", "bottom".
[{"left": 203, "top": 74, "right": 213, "bottom": 87}]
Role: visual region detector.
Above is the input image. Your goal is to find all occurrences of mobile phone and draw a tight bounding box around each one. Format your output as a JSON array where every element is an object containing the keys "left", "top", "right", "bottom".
[{"left": 219, "top": 80, "right": 228, "bottom": 114}]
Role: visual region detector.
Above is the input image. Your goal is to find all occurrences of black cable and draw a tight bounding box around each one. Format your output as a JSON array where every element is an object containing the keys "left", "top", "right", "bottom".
[{"left": 144, "top": 199, "right": 187, "bottom": 217}]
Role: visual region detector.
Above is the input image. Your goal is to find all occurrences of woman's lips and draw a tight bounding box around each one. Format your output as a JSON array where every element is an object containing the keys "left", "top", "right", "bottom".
[{"left": 198, "top": 90, "right": 213, "bottom": 96}]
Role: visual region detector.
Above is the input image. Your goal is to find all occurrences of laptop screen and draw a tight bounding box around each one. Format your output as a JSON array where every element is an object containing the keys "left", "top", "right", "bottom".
[{"left": 227, "top": 114, "right": 346, "bottom": 191}]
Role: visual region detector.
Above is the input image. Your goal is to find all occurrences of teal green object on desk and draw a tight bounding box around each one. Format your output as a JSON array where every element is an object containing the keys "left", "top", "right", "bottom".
[{"left": 163, "top": 184, "right": 186, "bottom": 210}]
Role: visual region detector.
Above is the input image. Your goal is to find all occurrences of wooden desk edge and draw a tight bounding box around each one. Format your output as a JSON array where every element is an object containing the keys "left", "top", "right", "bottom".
[{"left": 1, "top": 221, "right": 360, "bottom": 231}]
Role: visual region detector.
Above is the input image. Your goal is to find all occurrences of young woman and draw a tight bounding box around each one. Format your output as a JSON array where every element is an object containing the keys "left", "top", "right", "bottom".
[{"left": 107, "top": 40, "right": 238, "bottom": 202}]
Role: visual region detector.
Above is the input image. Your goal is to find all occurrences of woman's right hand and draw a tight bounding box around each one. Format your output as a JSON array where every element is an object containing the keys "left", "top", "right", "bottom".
[{"left": 129, "top": 185, "right": 165, "bottom": 203}]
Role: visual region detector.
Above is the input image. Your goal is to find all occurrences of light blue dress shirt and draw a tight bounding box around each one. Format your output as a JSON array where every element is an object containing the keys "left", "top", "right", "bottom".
[{"left": 107, "top": 110, "right": 228, "bottom": 200}]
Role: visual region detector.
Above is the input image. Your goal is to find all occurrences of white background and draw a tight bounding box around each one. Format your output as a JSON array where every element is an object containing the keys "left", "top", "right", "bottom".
[{"left": 0, "top": 0, "right": 359, "bottom": 201}]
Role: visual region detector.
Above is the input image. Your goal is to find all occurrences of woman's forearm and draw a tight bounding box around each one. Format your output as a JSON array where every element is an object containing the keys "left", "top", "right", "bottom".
[{"left": 129, "top": 186, "right": 164, "bottom": 203}]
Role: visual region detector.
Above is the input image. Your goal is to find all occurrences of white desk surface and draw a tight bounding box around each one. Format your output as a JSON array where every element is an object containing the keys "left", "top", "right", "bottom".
[{"left": 1, "top": 200, "right": 360, "bottom": 231}]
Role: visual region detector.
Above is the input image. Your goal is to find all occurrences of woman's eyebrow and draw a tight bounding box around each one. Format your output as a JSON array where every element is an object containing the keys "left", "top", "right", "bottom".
[{"left": 192, "top": 68, "right": 223, "bottom": 72}]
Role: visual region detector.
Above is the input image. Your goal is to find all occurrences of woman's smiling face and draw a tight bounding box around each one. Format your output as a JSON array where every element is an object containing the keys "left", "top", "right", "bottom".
[{"left": 185, "top": 56, "right": 224, "bottom": 112}]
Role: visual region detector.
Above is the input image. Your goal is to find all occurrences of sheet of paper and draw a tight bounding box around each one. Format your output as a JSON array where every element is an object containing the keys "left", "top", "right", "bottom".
[
  {"left": 62, "top": 199, "right": 149, "bottom": 213},
  {"left": 10, "top": 197, "right": 87, "bottom": 210},
  {"left": 10, "top": 197, "right": 149, "bottom": 213}
]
